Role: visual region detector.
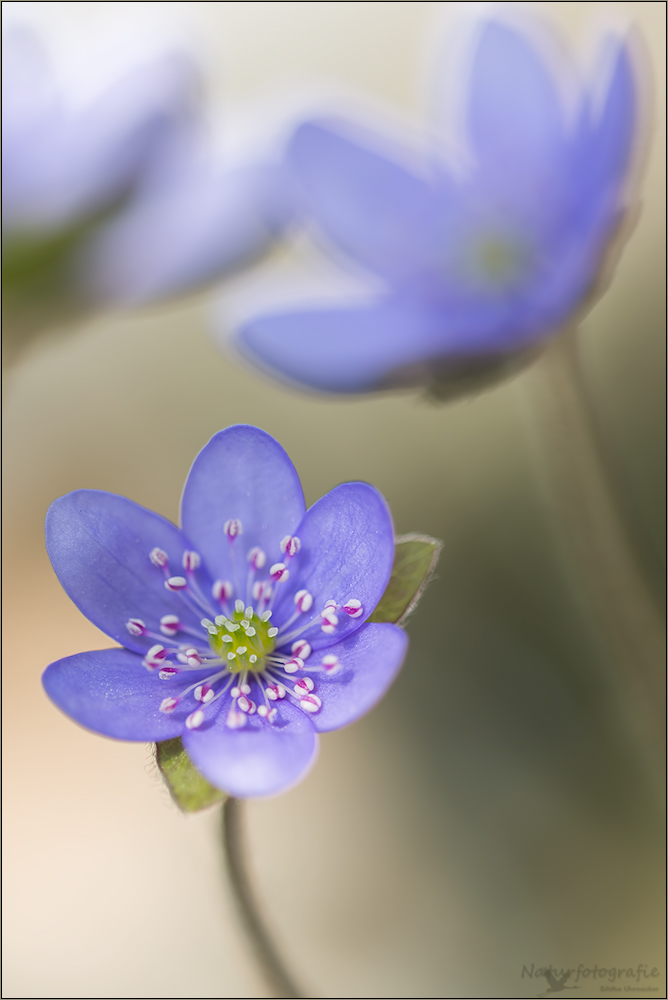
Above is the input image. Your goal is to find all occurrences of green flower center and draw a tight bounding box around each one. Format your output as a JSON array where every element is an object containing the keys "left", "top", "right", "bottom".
[
  {"left": 207, "top": 605, "right": 278, "bottom": 674},
  {"left": 472, "top": 235, "right": 527, "bottom": 285}
]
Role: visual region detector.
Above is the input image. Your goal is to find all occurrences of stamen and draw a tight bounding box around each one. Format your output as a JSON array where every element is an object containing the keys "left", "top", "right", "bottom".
[
  {"left": 294, "top": 589, "right": 313, "bottom": 613},
  {"left": 247, "top": 547, "right": 266, "bottom": 569},
  {"left": 182, "top": 551, "right": 201, "bottom": 571},
  {"left": 283, "top": 656, "right": 304, "bottom": 674},
  {"left": 299, "top": 694, "right": 322, "bottom": 713},
  {"left": 224, "top": 519, "right": 242, "bottom": 539},
  {"left": 252, "top": 580, "right": 272, "bottom": 603},
  {"left": 343, "top": 599, "right": 363, "bottom": 618},
  {"left": 194, "top": 684, "right": 215, "bottom": 703},
  {"left": 126, "top": 618, "right": 146, "bottom": 636},
  {"left": 294, "top": 677, "right": 315, "bottom": 693},
  {"left": 213, "top": 580, "right": 233, "bottom": 602},
  {"left": 266, "top": 683, "right": 287, "bottom": 700},
  {"left": 292, "top": 640, "right": 311, "bottom": 660},
  {"left": 185, "top": 709, "right": 205, "bottom": 729},
  {"left": 319, "top": 604, "right": 339, "bottom": 634},
  {"left": 237, "top": 695, "right": 256, "bottom": 714},
  {"left": 165, "top": 576, "right": 187, "bottom": 591},
  {"left": 144, "top": 644, "right": 168, "bottom": 668},
  {"left": 159, "top": 666, "right": 180, "bottom": 680},
  {"left": 160, "top": 696, "right": 179, "bottom": 713},
  {"left": 150, "top": 547, "right": 169, "bottom": 567},
  {"left": 160, "top": 614, "right": 181, "bottom": 636},
  {"left": 257, "top": 705, "right": 277, "bottom": 721},
  {"left": 322, "top": 654, "right": 341, "bottom": 674},
  {"left": 280, "top": 535, "right": 301, "bottom": 557},
  {"left": 269, "top": 563, "right": 289, "bottom": 583},
  {"left": 226, "top": 709, "right": 247, "bottom": 729}
]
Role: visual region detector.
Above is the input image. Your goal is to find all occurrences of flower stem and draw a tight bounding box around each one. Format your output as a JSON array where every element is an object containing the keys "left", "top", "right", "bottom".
[
  {"left": 526, "top": 329, "right": 665, "bottom": 785},
  {"left": 222, "top": 797, "right": 307, "bottom": 999}
]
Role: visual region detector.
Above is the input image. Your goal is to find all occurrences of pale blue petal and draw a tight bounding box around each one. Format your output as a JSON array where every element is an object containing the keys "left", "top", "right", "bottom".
[
  {"left": 42, "top": 648, "right": 200, "bottom": 740},
  {"left": 46, "top": 490, "right": 209, "bottom": 654},
  {"left": 309, "top": 623, "right": 408, "bottom": 732},
  {"left": 183, "top": 699, "right": 318, "bottom": 797},
  {"left": 180, "top": 425, "right": 306, "bottom": 586},
  {"left": 290, "top": 120, "right": 441, "bottom": 283},
  {"left": 466, "top": 21, "right": 568, "bottom": 219}
]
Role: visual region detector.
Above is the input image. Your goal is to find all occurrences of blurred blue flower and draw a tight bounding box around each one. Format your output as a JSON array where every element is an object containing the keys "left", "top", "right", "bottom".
[
  {"left": 238, "top": 17, "right": 640, "bottom": 396},
  {"left": 2, "top": 28, "right": 292, "bottom": 362},
  {"left": 43, "top": 425, "right": 407, "bottom": 798}
]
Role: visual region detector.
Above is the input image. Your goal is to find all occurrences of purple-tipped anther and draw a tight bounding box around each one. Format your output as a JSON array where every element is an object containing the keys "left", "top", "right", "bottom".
[
  {"left": 160, "top": 614, "right": 181, "bottom": 636},
  {"left": 343, "top": 599, "right": 363, "bottom": 618},
  {"left": 213, "top": 580, "right": 234, "bottom": 602},
  {"left": 294, "top": 589, "right": 313, "bottom": 613},
  {"left": 182, "top": 550, "right": 201, "bottom": 571},
  {"left": 224, "top": 519, "right": 242, "bottom": 540},
  {"left": 126, "top": 618, "right": 146, "bottom": 636},
  {"left": 269, "top": 562, "right": 289, "bottom": 583},
  {"left": 248, "top": 546, "right": 267, "bottom": 569},
  {"left": 280, "top": 535, "right": 301, "bottom": 557}
]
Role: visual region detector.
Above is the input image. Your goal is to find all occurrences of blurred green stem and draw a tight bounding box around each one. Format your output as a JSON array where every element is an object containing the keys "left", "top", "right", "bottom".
[
  {"left": 222, "top": 798, "right": 307, "bottom": 999},
  {"left": 530, "top": 329, "right": 665, "bottom": 780}
]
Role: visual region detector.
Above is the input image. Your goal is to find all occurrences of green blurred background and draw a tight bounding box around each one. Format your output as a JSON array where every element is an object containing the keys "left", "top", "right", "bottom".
[{"left": 3, "top": 3, "right": 665, "bottom": 997}]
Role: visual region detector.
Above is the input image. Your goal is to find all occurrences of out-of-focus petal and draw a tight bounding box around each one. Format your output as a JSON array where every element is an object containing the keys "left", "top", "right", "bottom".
[
  {"left": 238, "top": 297, "right": 522, "bottom": 393},
  {"left": 182, "top": 699, "right": 318, "bottom": 797},
  {"left": 290, "top": 121, "right": 441, "bottom": 284},
  {"left": 180, "top": 425, "right": 306, "bottom": 585},
  {"left": 3, "top": 49, "right": 197, "bottom": 233},
  {"left": 87, "top": 162, "right": 293, "bottom": 305},
  {"left": 46, "top": 490, "right": 207, "bottom": 654},
  {"left": 571, "top": 37, "right": 637, "bottom": 215},
  {"left": 465, "top": 21, "right": 567, "bottom": 218},
  {"left": 274, "top": 482, "right": 394, "bottom": 649},
  {"left": 42, "top": 648, "right": 201, "bottom": 740},
  {"left": 309, "top": 623, "right": 408, "bottom": 732}
]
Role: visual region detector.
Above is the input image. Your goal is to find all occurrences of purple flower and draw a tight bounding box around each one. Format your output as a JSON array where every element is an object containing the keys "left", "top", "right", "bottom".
[
  {"left": 3, "top": 27, "right": 293, "bottom": 357},
  {"left": 237, "top": 17, "right": 640, "bottom": 395},
  {"left": 2, "top": 28, "right": 195, "bottom": 237},
  {"left": 42, "top": 425, "right": 407, "bottom": 798}
]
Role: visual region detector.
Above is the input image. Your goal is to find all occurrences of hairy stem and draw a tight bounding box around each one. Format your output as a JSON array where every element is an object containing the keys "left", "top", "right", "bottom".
[
  {"left": 222, "top": 797, "right": 307, "bottom": 999},
  {"left": 527, "top": 329, "right": 665, "bottom": 781}
]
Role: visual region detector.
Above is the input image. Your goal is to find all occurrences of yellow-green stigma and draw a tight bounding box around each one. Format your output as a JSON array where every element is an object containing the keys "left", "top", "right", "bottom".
[
  {"left": 471, "top": 235, "right": 526, "bottom": 285},
  {"left": 204, "top": 600, "right": 278, "bottom": 674}
]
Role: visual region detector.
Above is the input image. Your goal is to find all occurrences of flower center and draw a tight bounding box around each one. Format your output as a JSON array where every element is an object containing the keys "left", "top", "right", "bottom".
[
  {"left": 206, "top": 604, "right": 278, "bottom": 674},
  {"left": 476, "top": 236, "right": 521, "bottom": 281},
  {"left": 130, "top": 527, "right": 364, "bottom": 731}
]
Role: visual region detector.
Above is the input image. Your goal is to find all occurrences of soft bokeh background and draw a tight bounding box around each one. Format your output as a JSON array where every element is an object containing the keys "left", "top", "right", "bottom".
[{"left": 3, "top": 3, "right": 665, "bottom": 998}]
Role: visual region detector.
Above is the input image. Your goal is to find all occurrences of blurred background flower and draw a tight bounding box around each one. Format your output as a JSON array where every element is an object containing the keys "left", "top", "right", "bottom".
[
  {"left": 3, "top": 3, "right": 665, "bottom": 999},
  {"left": 2, "top": 11, "right": 293, "bottom": 367},
  {"left": 237, "top": 14, "right": 643, "bottom": 396}
]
